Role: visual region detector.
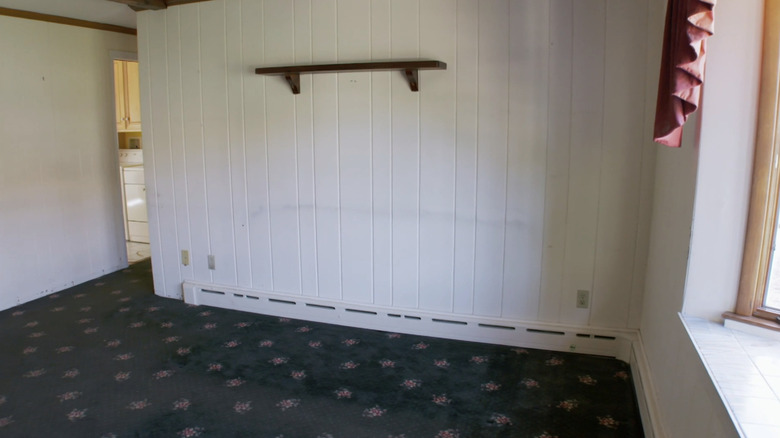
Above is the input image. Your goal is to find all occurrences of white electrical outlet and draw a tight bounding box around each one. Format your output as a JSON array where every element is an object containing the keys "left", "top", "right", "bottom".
[
  {"left": 181, "top": 250, "right": 190, "bottom": 266},
  {"left": 208, "top": 255, "right": 215, "bottom": 270},
  {"left": 576, "top": 290, "right": 590, "bottom": 309}
]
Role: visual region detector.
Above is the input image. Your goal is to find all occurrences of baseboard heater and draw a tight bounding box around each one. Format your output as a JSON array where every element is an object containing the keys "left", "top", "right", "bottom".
[{"left": 181, "top": 281, "right": 633, "bottom": 362}]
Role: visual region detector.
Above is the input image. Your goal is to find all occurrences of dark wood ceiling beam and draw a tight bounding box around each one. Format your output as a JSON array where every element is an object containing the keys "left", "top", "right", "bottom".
[
  {"left": 166, "top": 0, "right": 213, "bottom": 6},
  {"left": 0, "top": 7, "right": 136, "bottom": 35},
  {"left": 107, "top": 0, "right": 167, "bottom": 11},
  {"left": 107, "top": 0, "right": 214, "bottom": 11}
]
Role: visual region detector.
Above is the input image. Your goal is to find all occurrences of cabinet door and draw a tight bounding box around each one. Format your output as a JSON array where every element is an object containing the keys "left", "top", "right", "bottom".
[
  {"left": 128, "top": 221, "right": 149, "bottom": 244},
  {"left": 125, "top": 61, "right": 142, "bottom": 131},
  {"left": 114, "top": 60, "right": 127, "bottom": 131},
  {"left": 125, "top": 184, "right": 147, "bottom": 222}
]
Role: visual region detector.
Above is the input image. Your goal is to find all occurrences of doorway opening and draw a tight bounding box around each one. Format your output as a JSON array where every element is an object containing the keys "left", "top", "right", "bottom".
[{"left": 111, "top": 52, "right": 149, "bottom": 264}]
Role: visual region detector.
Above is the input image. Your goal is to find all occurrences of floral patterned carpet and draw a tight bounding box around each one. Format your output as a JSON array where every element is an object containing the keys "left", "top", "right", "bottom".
[{"left": 0, "top": 259, "right": 643, "bottom": 437}]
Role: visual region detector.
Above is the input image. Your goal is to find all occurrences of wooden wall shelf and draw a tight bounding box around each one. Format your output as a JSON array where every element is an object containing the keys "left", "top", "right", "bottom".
[{"left": 254, "top": 60, "right": 447, "bottom": 94}]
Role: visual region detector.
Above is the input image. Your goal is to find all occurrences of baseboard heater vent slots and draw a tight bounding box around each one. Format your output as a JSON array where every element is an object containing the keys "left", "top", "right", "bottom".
[
  {"left": 526, "top": 328, "right": 565, "bottom": 336},
  {"left": 433, "top": 318, "right": 468, "bottom": 325},
  {"left": 306, "top": 303, "right": 336, "bottom": 310},
  {"left": 478, "top": 323, "right": 515, "bottom": 330},
  {"left": 181, "top": 281, "right": 633, "bottom": 362},
  {"left": 345, "top": 308, "right": 377, "bottom": 315}
]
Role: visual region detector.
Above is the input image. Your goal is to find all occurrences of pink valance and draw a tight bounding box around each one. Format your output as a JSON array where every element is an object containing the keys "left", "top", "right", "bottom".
[{"left": 654, "top": 0, "right": 716, "bottom": 147}]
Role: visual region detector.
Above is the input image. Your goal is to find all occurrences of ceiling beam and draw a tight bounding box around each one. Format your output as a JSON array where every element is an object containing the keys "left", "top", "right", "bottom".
[
  {"left": 107, "top": 1, "right": 167, "bottom": 11},
  {"left": 0, "top": 7, "right": 136, "bottom": 35},
  {"left": 166, "top": 0, "right": 214, "bottom": 6},
  {"left": 107, "top": 0, "right": 214, "bottom": 12}
]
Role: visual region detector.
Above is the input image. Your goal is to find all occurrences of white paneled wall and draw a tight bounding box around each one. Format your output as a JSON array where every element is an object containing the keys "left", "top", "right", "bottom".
[{"left": 138, "top": 0, "right": 657, "bottom": 329}]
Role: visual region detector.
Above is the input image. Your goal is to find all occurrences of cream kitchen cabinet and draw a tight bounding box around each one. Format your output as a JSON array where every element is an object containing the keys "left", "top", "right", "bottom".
[{"left": 114, "top": 60, "right": 141, "bottom": 132}]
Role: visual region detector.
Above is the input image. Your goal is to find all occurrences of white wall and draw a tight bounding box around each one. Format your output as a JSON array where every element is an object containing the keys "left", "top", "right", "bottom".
[
  {"left": 138, "top": 0, "right": 658, "bottom": 330},
  {"left": 0, "top": 16, "right": 137, "bottom": 310},
  {"left": 683, "top": 0, "right": 763, "bottom": 321},
  {"left": 641, "top": 123, "right": 738, "bottom": 437},
  {"left": 640, "top": 0, "right": 763, "bottom": 436}
]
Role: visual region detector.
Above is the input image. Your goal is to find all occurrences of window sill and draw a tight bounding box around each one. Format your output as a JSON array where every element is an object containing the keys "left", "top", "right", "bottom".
[
  {"left": 683, "top": 316, "right": 780, "bottom": 437},
  {"left": 723, "top": 312, "right": 780, "bottom": 339}
]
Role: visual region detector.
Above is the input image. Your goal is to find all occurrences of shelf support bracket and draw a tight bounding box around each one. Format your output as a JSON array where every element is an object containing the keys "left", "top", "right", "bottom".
[
  {"left": 284, "top": 72, "right": 301, "bottom": 94},
  {"left": 404, "top": 69, "right": 419, "bottom": 92}
]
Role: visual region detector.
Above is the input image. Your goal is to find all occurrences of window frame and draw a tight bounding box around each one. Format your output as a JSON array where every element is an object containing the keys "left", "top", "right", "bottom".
[{"left": 731, "top": 0, "right": 780, "bottom": 329}]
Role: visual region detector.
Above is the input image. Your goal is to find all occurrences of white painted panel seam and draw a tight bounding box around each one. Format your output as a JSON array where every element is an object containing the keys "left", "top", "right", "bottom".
[
  {"left": 499, "top": 3, "right": 510, "bottom": 318},
  {"left": 163, "top": 13, "right": 183, "bottom": 289},
  {"left": 293, "top": 0, "right": 303, "bottom": 294},
  {"left": 140, "top": 13, "right": 167, "bottom": 292},
  {"left": 223, "top": 1, "right": 239, "bottom": 284},
  {"left": 588, "top": 5, "right": 608, "bottom": 327},
  {"left": 178, "top": 7, "right": 195, "bottom": 283},
  {"left": 261, "top": 5, "right": 275, "bottom": 290},
  {"left": 197, "top": 5, "right": 213, "bottom": 283},
  {"left": 239, "top": 0, "right": 252, "bottom": 286}
]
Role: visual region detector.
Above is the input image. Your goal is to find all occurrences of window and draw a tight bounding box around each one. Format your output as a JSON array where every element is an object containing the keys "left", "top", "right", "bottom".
[{"left": 730, "top": 0, "right": 780, "bottom": 329}]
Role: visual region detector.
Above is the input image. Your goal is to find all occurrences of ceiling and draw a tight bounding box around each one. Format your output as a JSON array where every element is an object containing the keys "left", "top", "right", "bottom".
[{"left": 0, "top": 0, "right": 137, "bottom": 29}]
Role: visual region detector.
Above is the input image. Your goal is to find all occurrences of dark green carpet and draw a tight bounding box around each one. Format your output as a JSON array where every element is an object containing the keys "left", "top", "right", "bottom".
[{"left": 0, "top": 259, "right": 643, "bottom": 437}]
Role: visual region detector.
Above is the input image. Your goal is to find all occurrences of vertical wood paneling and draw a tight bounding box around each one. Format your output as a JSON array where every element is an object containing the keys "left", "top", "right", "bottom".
[
  {"left": 137, "top": 13, "right": 167, "bottom": 293},
  {"left": 225, "top": 0, "right": 252, "bottom": 288},
  {"left": 590, "top": 0, "right": 647, "bottom": 327},
  {"left": 200, "top": 0, "right": 238, "bottom": 286},
  {"left": 293, "top": 0, "right": 319, "bottom": 296},
  {"left": 311, "top": 0, "right": 342, "bottom": 300},
  {"left": 140, "top": 0, "right": 660, "bottom": 330},
  {"left": 538, "top": 0, "right": 573, "bottom": 322},
  {"left": 147, "top": 11, "right": 182, "bottom": 297},
  {"left": 630, "top": 0, "right": 665, "bottom": 330},
  {"left": 241, "top": 0, "right": 274, "bottom": 291},
  {"left": 371, "top": 0, "right": 393, "bottom": 306},
  {"left": 338, "top": 0, "right": 373, "bottom": 303},
  {"left": 166, "top": 9, "right": 194, "bottom": 283},
  {"left": 178, "top": 5, "right": 211, "bottom": 283},
  {"left": 473, "top": 0, "right": 509, "bottom": 317},
  {"left": 452, "top": 0, "right": 479, "bottom": 315},
  {"left": 390, "top": 0, "right": 420, "bottom": 308},
  {"left": 418, "top": 0, "right": 456, "bottom": 312},
  {"left": 502, "top": 0, "right": 548, "bottom": 320},
  {"left": 558, "top": 0, "right": 606, "bottom": 325},
  {"left": 264, "top": 0, "right": 302, "bottom": 293}
]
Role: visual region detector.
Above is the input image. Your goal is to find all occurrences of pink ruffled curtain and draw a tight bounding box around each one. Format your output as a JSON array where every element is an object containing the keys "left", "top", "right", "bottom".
[{"left": 654, "top": 0, "right": 716, "bottom": 147}]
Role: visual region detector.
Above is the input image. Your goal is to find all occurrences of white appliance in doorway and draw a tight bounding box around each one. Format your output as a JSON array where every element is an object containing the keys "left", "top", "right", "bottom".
[{"left": 118, "top": 150, "right": 149, "bottom": 244}]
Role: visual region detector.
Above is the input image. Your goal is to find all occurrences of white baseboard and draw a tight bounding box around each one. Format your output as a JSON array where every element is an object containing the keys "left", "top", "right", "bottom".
[
  {"left": 0, "top": 262, "right": 128, "bottom": 312},
  {"left": 181, "top": 280, "right": 659, "bottom": 437},
  {"left": 629, "top": 333, "right": 666, "bottom": 438},
  {"left": 182, "top": 280, "right": 636, "bottom": 359}
]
